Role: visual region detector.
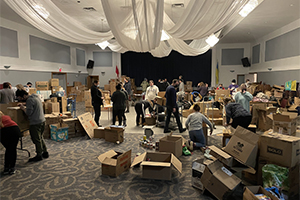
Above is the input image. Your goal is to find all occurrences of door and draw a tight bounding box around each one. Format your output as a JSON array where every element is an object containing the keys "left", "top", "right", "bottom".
[
  {"left": 87, "top": 75, "right": 99, "bottom": 89},
  {"left": 52, "top": 72, "right": 67, "bottom": 90},
  {"left": 237, "top": 74, "right": 245, "bottom": 86}
]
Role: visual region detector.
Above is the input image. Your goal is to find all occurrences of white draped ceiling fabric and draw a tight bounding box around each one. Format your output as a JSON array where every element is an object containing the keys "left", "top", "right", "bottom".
[{"left": 4, "top": 0, "right": 250, "bottom": 57}]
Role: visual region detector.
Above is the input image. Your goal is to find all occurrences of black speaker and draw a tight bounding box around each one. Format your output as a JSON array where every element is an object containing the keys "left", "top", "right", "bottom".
[
  {"left": 87, "top": 60, "right": 94, "bottom": 69},
  {"left": 241, "top": 57, "right": 251, "bottom": 67}
]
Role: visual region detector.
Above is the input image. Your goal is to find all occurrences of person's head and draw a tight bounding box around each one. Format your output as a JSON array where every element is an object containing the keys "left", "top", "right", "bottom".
[
  {"left": 27, "top": 82, "right": 32, "bottom": 87},
  {"left": 164, "top": 78, "right": 167, "bottom": 82},
  {"left": 198, "top": 82, "right": 204, "bottom": 87},
  {"left": 16, "top": 89, "right": 29, "bottom": 101},
  {"left": 179, "top": 75, "right": 182, "bottom": 79},
  {"left": 93, "top": 80, "right": 99, "bottom": 86},
  {"left": 239, "top": 84, "right": 247, "bottom": 92},
  {"left": 179, "top": 79, "right": 182, "bottom": 83},
  {"left": 205, "top": 83, "right": 208, "bottom": 87},
  {"left": 125, "top": 77, "right": 130, "bottom": 82},
  {"left": 3, "top": 82, "right": 11, "bottom": 89},
  {"left": 172, "top": 79, "right": 179, "bottom": 86},
  {"left": 246, "top": 79, "right": 250, "bottom": 83},
  {"left": 223, "top": 97, "right": 232, "bottom": 106},
  {"left": 158, "top": 79, "right": 161, "bottom": 82},
  {"left": 232, "top": 79, "right": 236, "bottom": 84},
  {"left": 193, "top": 104, "right": 200, "bottom": 112},
  {"left": 149, "top": 80, "right": 154, "bottom": 86},
  {"left": 116, "top": 83, "right": 122, "bottom": 90},
  {"left": 144, "top": 78, "right": 147, "bottom": 82},
  {"left": 218, "top": 84, "right": 223, "bottom": 87}
]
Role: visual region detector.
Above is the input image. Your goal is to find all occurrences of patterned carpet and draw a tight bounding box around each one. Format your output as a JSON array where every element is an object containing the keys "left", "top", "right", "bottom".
[{"left": 0, "top": 133, "right": 222, "bottom": 200}]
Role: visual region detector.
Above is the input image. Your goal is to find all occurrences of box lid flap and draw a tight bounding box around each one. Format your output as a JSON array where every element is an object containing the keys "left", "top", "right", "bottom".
[
  {"left": 209, "top": 145, "right": 232, "bottom": 160},
  {"left": 102, "top": 157, "right": 117, "bottom": 166},
  {"left": 273, "top": 112, "right": 298, "bottom": 122},
  {"left": 141, "top": 161, "right": 171, "bottom": 167},
  {"left": 171, "top": 154, "right": 182, "bottom": 173},
  {"left": 263, "top": 131, "right": 300, "bottom": 142},
  {"left": 98, "top": 150, "right": 117, "bottom": 163},
  {"left": 232, "top": 126, "right": 259, "bottom": 145},
  {"left": 206, "top": 160, "right": 223, "bottom": 173},
  {"left": 213, "top": 168, "right": 241, "bottom": 190},
  {"left": 131, "top": 152, "right": 146, "bottom": 167}
]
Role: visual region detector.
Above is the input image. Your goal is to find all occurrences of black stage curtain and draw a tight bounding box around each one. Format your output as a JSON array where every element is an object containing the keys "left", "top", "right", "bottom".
[{"left": 121, "top": 50, "right": 211, "bottom": 87}]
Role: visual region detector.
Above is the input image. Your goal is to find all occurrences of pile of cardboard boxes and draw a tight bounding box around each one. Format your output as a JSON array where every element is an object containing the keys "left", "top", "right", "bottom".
[
  {"left": 69, "top": 82, "right": 87, "bottom": 102},
  {"left": 49, "top": 79, "right": 62, "bottom": 94}
]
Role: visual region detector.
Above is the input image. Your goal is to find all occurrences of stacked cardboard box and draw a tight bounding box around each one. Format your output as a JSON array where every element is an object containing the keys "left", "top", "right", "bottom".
[
  {"left": 272, "top": 84, "right": 284, "bottom": 98},
  {"left": 36, "top": 81, "right": 49, "bottom": 91},
  {"left": 49, "top": 79, "right": 60, "bottom": 94},
  {"left": 44, "top": 113, "right": 69, "bottom": 138},
  {"left": 28, "top": 88, "right": 37, "bottom": 95},
  {"left": 215, "top": 90, "right": 230, "bottom": 101},
  {"left": 84, "top": 90, "right": 92, "bottom": 108},
  {"left": 62, "top": 118, "right": 86, "bottom": 138},
  {"left": 70, "top": 83, "right": 86, "bottom": 102}
]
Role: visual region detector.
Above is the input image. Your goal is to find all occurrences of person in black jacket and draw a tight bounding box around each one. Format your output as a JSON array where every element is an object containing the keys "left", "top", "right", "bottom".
[
  {"left": 91, "top": 80, "right": 103, "bottom": 126},
  {"left": 164, "top": 79, "right": 186, "bottom": 133},
  {"left": 111, "top": 84, "right": 126, "bottom": 125},
  {"left": 124, "top": 77, "right": 131, "bottom": 113},
  {"left": 135, "top": 98, "right": 157, "bottom": 126}
]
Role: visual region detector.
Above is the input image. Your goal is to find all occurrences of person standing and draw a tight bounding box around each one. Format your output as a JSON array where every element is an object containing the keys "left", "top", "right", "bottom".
[
  {"left": 134, "top": 98, "right": 157, "bottom": 126},
  {"left": 185, "top": 104, "right": 213, "bottom": 151},
  {"left": 164, "top": 78, "right": 170, "bottom": 88},
  {"left": 124, "top": 77, "right": 131, "bottom": 113},
  {"left": 0, "top": 111, "right": 20, "bottom": 175},
  {"left": 16, "top": 90, "right": 48, "bottom": 162},
  {"left": 0, "top": 82, "right": 15, "bottom": 104},
  {"left": 140, "top": 78, "right": 149, "bottom": 93},
  {"left": 164, "top": 79, "right": 186, "bottom": 133},
  {"left": 228, "top": 79, "right": 239, "bottom": 95},
  {"left": 234, "top": 84, "right": 253, "bottom": 112},
  {"left": 177, "top": 79, "right": 185, "bottom": 100},
  {"left": 91, "top": 80, "right": 103, "bottom": 127},
  {"left": 121, "top": 85, "right": 128, "bottom": 127},
  {"left": 111, "top": 84, "right": 126, "bottom": 126},
  {"left": 223, "top": 98, "right": 252, "bottom": 129},
  {"left": 145, "top": 80, "right": 159, "bottom": 101}
]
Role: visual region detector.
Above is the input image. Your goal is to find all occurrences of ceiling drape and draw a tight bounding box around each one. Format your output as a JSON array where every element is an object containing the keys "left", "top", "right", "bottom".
[{"left": 4, "top": 0, "right": 250, "bottom": 57}]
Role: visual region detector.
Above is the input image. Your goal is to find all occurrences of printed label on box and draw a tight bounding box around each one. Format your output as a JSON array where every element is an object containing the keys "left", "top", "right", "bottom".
[
  {"left": 267, "top": 146, "right": 283, "bottom": 156},
  {"left": 192, "top": 162, "right": 205, "bottom": 173},
  {"left": 221, "top": 167, "right": 232, "bottom": 177}
]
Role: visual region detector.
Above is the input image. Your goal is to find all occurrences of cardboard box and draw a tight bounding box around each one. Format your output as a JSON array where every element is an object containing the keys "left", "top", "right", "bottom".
[
  {"left": 215, "top": 90, "right": 230, "bottom": 101},
  {"left": 182, "top": 109, "right": 193, "bottom": 118},
  {"left": 48, "top": 102, "right": 60, "bottom": 113},
  {"left": 49, "top": 79, "right": 59, "bottom": 86},
  {"left": 224, "top": 126, "right": 259, "bottom": 168},
  {"left": 273, "top": 112, "right": 298, "bottom": 135},
  {"left": 36, "top": 81, "right": 49, "bottom": 91},
  {"left": 51, "top": 86, "right": 62, "bottom": 94},
  {"left": 156, "top": 96, "right": 166, "bottom": 106},
  {"left": 274, "top": 90, "right": 283, "bottom": 98},
  {"left": 37, "top": 90, "right": 51, "bottom": 100},
  {"left": 73, "top": 81, "right": 82, "bottom": 86},
  {"left": 259, "top": 131, "right": 300, "bottom": 168},
  {"left": 186, "top": 81, "right": 192, "bottom": 86},
  {"left": 131, "top": 152, "right": 182, "bottom": 181},
  {"left": 145, "top": 116, "right": 156, "bottom": 125},
  {"left": 61, "top": 96, "right": 67, "bottom": 113},
  {"left": 104, "top": 84, "right": 110, "bottom": 91},
  {"left": 94, "top": 127, "right": 105, "bottom": 139},
  {"left": 243, "top": 186, "right": 278, "bottom": 200},
  {"left": 191, "top": 158, "right": 207, "bottom": 191},
  {"left": 28, "top": 88, "right": 37, "bottom": 95},
  {"left": 98, "top": 149, "right": 131, "bottom": 177},
  {"left": 205, "top": 108, "right": 222, "bottom": 118},
  {"left": 104, "top": 126, "right": 124, "bottom": 143},
  {"left": 159, "top": 135, "right": 182, "bottom": 158},
  {"left": 51, "top": 97, "right": 57, "bottom": 103},
  {"left": 77, "top": 112, "right": 98, "bottom": 138},
  {"left": 50, "top": 123, "right": 68, "bottom": 141},
  {"left": 7, "top": 107, "right": 30, "bottom": 131},
  {"left": 200, "top": 160, "right": 241, "bottom": 200},
  {"left": 157, "top": 91, "right": 165, "bottom": 98}
]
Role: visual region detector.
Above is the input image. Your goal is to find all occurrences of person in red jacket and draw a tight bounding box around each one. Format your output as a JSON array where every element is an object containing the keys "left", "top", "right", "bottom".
[{"left": 0, "top": 111, "right": 21, "bottom": 175}]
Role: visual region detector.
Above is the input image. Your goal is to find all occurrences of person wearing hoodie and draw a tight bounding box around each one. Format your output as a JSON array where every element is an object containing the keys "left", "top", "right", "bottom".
[
  {"left": 234, "top": 84, "right": 253, "bottom": 113},
  {"left": 16, "top": 90, "right": 48, "bottom": 162}
]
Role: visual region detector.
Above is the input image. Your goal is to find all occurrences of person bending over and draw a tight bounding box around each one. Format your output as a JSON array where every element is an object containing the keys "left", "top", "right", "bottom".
[
  {"left": 185, "top": 104, "right": 213, "bottom": 151},
  {"left": 0, "top": 111, "right": 20, "bottom": 175},
  {"left": 135, "top": 98, "right": 157, "bottom": 126},
  {"left": 223, "top": 97, "right": 252, "bottom": 129}
]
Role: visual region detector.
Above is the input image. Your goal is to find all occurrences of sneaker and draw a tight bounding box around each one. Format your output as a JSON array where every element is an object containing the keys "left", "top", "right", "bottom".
[
  {"left": 164, "top": 129, "right": 171, "bottom": 133},
  {"left": 3, "top": 168, "right": 9, "bottom": 175},
  {"left": 9, "top": 168, "right": 16, "bottom": 175},
  {"left": 179, "top": 128, "right": 186, "bottom": 133},
  {"left": 28, "top": 155, "right": 43, "bottom": 162},
  {"left": 42, "top": 152, "right": 49, "bottom": 159}
]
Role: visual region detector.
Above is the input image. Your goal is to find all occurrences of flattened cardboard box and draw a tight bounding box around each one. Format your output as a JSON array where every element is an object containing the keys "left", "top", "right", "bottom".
[
  {"left": 78, "top": 112, "right": 98, "bottom": 138},
  {"left": 224, "top": 126, "right": 259, "bottom": 168},
  {"left": 200, "top": 160, "right": 241, "bottom": 200},
  {"left": 243, "top": 186, "right": 278, "bottom": 200},
  {"left": 259, "top": 131, "right": 300, "bottom": 168},
  {"left": 98, "top": 149, "right": 131, "bottom": 177},
  {"left": 131, "top": 152, "right": 182, "bottom": 181},
  {"left": 159, "top": 135, "right": 183, "bottom": 158}
]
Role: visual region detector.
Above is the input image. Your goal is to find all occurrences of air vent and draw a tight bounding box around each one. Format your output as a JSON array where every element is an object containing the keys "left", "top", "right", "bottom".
[{"left": 83, "top": 7, "right": 96, "bottom": 11}]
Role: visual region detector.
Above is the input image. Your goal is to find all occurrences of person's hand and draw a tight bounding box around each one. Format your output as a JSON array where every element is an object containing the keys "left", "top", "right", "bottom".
[
  {"left": 173, "top": 108, "right": 176, "bottom": 113},
  {"left": 210, "top": 129, "right": 213, "bottom": 135},
  {"left": 101, "top": 97, "right": 104, "bottom": 99}
]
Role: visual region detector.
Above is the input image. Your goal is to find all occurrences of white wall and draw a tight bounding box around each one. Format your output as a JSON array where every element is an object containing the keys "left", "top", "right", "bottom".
[
  {"left": 212, "top": 43, "right": 251, "bottom": 88},
  {"left": 249, "top": 19, "right": 300, "bottom": 73},
  {"left": 0, "top": 17, "right": 121, "bottom": 87}
]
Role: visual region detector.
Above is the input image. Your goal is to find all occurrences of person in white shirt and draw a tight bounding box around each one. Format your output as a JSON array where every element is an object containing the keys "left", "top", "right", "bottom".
[
  {"left": 177, "top": 79, "right": 185, "bottom": 100},
  {"left": 145, "top": 80, "right": 159, "bottom": 100}
]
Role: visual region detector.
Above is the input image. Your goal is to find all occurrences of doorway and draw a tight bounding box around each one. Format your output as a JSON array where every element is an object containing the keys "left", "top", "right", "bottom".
[
  {"left": 52, "top": 72, "right": 67, "bottom": 90},
  {"left": 87, "top": 75, "right": 99, "bottom": 89}
]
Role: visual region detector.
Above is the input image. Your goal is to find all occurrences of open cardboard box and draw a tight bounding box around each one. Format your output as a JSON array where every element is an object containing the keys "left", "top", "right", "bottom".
[
  {"left": 131, "top": 152, "right": 182, "bottom": 181},
  {"left": 200, "top": 159, "right": 241, "bottom": 200},
  {"left": 272, "top": 112, "right": 298, "bottom": 135},
  {"left": 98, "top": 149, "right": 131, "bottom": 177},
  {"left": 104, "top": 126, "right": 124, "bottom": 143},
  {"left": 243, "top": 186, "right": 278, "bottom": 200},
  {"left": 159, "top": 135, "right": 183, "bottom": 158},
  {"left": 224, "top": 126, "right": 259, "bottom": 169}
]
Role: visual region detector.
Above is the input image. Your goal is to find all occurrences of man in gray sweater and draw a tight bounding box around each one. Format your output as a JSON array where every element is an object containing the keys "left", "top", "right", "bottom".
[
  {"left": 16, "top": 90, "right": 48, "bottom": 162},
  {"left": 0, "top": 82, "right": 15, "bottom": 104}
]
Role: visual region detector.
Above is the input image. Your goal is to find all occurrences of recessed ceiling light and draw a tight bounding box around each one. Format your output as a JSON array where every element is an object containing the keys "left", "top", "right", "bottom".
[
  {"left": 247, "top": 32, "right": 251, "bottom": 34},
  {"left": 290, "top": 4, "right": 294, "bottom": 6}
]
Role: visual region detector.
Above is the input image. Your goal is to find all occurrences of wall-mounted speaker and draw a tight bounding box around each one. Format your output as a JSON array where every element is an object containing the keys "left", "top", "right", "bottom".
[
  {"left": 241, "top": 57, "right": 251, "bottom": 67},
  {"left": 87, "top": 60, "right": 94, "bottom": 69}
]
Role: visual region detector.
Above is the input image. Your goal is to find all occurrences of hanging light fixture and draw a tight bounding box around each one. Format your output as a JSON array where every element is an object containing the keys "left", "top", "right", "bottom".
[
  {"left": 96, "top": 41, "right": 109, "bottom": 50},
  {"left": 239, "top": 0, "right": 258, "bottom": 17},
  {"left": 205, "top": 34, "right": 219, "bottom": 47},
  {"left": 161, "top": 30, "right": 170, "bottom": 41}
]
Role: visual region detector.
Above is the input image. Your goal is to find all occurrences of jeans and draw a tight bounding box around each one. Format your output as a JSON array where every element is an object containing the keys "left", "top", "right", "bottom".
[
  {"left": 189, "top": 129, "right": 206, "bottom": 148},
  {"left": 93, "top": 103, "right": 101, "bottom": 126},
  {"left": 0, "top": 126, "right": 20, "bottom": 169},
  {"left": 113, "top": 109, "right": 125, "bottom": 125},
  {"left": 164, "top": 106, "right": 183, "bottom": 132},
  {"left": 29, "top": 122, "right": 47, "bottom": 156}
]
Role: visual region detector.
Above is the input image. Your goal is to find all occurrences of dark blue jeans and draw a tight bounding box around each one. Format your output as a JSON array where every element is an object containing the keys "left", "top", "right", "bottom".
[{"left": 189, "top": 129, "right": 206, "bottom": 148}]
